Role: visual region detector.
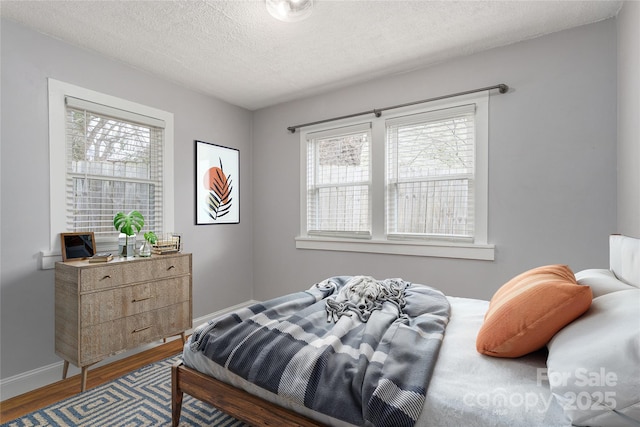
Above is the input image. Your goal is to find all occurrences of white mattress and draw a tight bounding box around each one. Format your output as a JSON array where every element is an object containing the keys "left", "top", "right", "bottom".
[{"left": 183, "top": 296, "right": 570, "bottom": 427}]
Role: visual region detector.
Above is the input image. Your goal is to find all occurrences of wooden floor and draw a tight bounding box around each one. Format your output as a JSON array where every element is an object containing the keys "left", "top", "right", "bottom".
[{"left": 0, "top": 338, "right": 184, "bottom": 423}]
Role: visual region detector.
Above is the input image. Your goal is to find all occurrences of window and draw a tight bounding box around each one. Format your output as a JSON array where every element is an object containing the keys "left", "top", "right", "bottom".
[
  {"left": 297, "top": 92, "right": 493, "bottom": 260},
  {"left": 65, "top": 97, "right": 165, "bottom": 239},
  {"left": 386, "top": 104, "right": 476, "bottom": 241},
  {"left": 305, "top": 123, "right": 371, "bottom": 238},
  {"left": 43, "top": 79, "right": 174, "bottom": 268}
]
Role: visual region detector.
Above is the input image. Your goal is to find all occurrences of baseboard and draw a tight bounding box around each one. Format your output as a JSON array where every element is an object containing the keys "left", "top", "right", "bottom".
[{"left": 0, "top": 300, "right": 259, "bottom": 401}]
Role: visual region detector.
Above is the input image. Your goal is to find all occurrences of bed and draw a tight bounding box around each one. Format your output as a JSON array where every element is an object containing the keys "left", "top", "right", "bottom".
[{"left": 172, "top": 235, "right": 640, "bottom": 426}]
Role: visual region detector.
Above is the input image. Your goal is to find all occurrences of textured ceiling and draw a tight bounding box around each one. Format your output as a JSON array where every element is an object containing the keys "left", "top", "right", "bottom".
[{"left": 0, "top": 0, "right": 622, "bottom": 110}]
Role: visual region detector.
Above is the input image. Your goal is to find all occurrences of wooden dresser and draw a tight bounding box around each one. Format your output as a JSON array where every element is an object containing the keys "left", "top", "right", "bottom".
[{"left": 55, "top": 253, "right": 192, "bottom": 391}]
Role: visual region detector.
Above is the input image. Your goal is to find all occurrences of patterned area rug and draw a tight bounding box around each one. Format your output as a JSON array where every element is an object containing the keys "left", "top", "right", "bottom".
[{"left": 2, "top": 356, "right": 249, "bottom": 427}]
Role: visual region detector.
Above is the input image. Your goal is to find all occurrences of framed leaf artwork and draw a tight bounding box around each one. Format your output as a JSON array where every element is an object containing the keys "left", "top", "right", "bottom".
[{"left": 195, "top": 140, "right": 240, "bottom": 225}]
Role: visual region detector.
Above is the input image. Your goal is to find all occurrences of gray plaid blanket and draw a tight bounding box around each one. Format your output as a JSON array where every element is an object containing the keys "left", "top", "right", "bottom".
[{"left": 189, "top": 276, "right": 450, "bottom": 427}]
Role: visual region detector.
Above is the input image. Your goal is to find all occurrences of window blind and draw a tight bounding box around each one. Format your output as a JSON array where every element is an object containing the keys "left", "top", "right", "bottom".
[
  {"left": 66, "top": 96, "right": 165, "bottom": 128},
  {"left": 65, "top": 99, "right": 164, "bottom": 240},
  {"left": 387, "top": 104, "right": 476, "bottom": 240},
  {"left": 306, "top": 123, "right": 371, "bottom": 237}
]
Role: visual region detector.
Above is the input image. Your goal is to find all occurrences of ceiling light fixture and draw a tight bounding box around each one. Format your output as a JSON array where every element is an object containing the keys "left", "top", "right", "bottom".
[{"left": 266, "top": 0, "right": 314, "bottom": 22}]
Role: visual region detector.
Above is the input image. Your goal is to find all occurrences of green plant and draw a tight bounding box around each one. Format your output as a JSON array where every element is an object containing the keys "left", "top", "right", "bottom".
[
  {"left": 143, "top": 231, "right": 158, "bottom": 245},
  {"left": 113, "top": 211, "right": 144, "bottom": 256},
  {"left": 114, "top": 210, "right": 144, "bottom": 236}
]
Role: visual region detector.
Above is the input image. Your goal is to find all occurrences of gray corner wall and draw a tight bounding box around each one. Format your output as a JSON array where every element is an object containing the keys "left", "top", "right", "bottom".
[
  {"left": 1, "top": 11, "right": 632, "bottom": 394},
  {"left": 617, "top": 1, "right": 640, "bottom": 238},
  {"left": 0, "top": 19, "right": 254, "bottom": 380},
  {"left": 251, "top": 18, "right": 618, "bottom": 302}
]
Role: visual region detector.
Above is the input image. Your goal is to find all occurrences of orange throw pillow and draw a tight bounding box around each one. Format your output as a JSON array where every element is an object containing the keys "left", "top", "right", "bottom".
[{"left": 476, "top": 265, "right": 592, "bottom": 358}]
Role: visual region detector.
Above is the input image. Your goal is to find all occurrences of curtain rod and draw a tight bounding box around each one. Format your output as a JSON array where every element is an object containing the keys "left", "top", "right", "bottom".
[{"left": 287, "top": 83, "right": 509, "bottom": 133}]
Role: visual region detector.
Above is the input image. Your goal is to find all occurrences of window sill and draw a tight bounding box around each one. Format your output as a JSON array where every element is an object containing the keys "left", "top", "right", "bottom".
[
  {"left": 295, "top": 236, "right": 495, "bottom": 260},
  {"left": 40, "top": 250, "right": 62, "bottom": 270}
]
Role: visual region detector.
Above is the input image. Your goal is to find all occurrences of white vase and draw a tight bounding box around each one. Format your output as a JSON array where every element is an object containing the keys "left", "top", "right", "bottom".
[{"left": 118, "top": 233, "right": 136, "bottom": 257}]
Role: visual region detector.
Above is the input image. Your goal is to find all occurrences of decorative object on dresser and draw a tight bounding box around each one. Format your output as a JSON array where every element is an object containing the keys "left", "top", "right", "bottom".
[
  {"left": 140, "top": 231, "right": 158, "bottom": 258},
  {"left": 55, "top": 252, "right": 192, "bottom": 392},
  {"left": 60, "top": 232, "right": 96, "bottom": 262},
  {"left": 88, "top": 252, "right": 113, "bottom": 263},
  {"left": 113, "top": 210, "right": 145, "bottom": 257},
  {"left": 153, "top": 233, "right": 181, "bottom": 255}
]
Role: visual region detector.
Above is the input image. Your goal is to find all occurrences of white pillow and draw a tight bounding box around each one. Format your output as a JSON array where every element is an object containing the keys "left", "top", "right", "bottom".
[
  {"left": 575, "top": 269, "right": 636, "bottom": 298},
  {"left": 546, "top": 289, "right": 640, "bottom": 426}
]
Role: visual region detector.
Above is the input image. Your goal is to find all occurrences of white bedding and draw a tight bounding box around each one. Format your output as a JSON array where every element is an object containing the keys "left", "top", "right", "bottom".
[
  {"left": 422, "top": 296, "right": 569, "bottom": 427},
  {"left": 183, "top": 296, "right": 570, "bottom": 426}
]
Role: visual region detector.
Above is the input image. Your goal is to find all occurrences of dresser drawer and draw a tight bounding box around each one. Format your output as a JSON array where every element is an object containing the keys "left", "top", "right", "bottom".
[
  {"left": 80, "top": 301, "right": 191, "bottom": 364},
  {"left": 79, "top": 254, "right": 190, "bottom": 292},
  {"left": 80, "top": 276, "right": 190, "bottom": 326},
  {"left": 121, "top": 255, "right": 191, "bottom": 284},
  {"left": 79, "top": 265, "right": 123, "bottom": 293}
]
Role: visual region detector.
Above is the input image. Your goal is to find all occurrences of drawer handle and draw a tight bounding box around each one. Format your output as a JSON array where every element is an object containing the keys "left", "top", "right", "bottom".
[
  {"left": 167, "top": 265, "right": 176, "bottom": 271},
  {"left": 132, "top": 326, "right": 152, "bottom": 334},
  {"left": 132, "top": 297, "right": 152, "bottom": 303},
  {"left": 101, "top": 275, "right": 111, "bottom": 280}
]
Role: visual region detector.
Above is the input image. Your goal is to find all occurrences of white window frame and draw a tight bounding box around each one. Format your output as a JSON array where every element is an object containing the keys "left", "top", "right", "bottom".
[
  {"left": 41, "top": 79, "right": 174, "bottom": 269},
  {"left": 296, "top": 92, "right": 494, "bottom": 260},
  {"left": 304, "top": 122, "right": 373, "bottom": 239}
]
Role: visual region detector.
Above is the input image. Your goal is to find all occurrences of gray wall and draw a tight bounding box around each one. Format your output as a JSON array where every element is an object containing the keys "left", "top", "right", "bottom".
[
  {"left": 617, "top": 1, "right": 640, "bottom": 238},
  {"left": 251, "top": 18, "right": 618, "bottom": 302},
  {"left": 1, "top": 13, "right": 630, "bottom": 388},
  {"left": 0, "top": 19, "right": 254, "bottom": 379}
]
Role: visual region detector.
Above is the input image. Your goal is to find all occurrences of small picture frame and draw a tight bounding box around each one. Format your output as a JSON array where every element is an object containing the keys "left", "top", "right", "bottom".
[{"left": 60, "top": 232, "right": 96, "bottom": 262}]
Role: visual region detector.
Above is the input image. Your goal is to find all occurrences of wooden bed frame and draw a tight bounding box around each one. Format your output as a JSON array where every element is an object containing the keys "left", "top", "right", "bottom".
[{"left": 171, "top": 360, "right": 325, "bottom": 426}]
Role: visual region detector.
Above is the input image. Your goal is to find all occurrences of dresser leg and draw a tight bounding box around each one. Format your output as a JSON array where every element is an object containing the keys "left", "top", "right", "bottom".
[
  {"left": 180, "top": 331, "right": 186, "bottom": 344},
  {"left": 62, "top": 360, "right": 90, "bottom": 391},
  {"left": 81, "top": 366, "right": 89, "bottom": 392}
]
